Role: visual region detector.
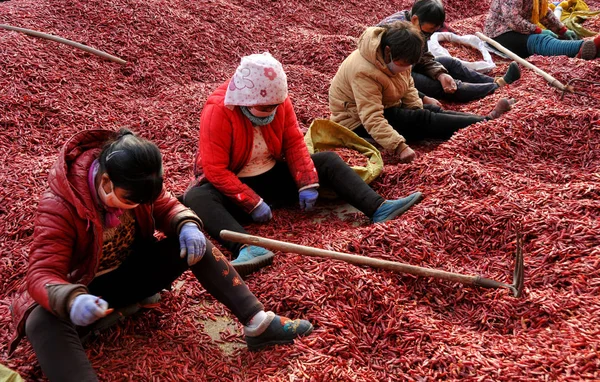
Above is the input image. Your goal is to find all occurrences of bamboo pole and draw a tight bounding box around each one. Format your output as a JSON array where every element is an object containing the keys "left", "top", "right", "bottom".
[
  {"left": 221, "top": 230, "right": 522, "bottom": 295},
  {"left": 476, "top": 31, "right": 569, "bottom": 92},
  {"left": 0, "top": 24, "right": 127, "bottom": 65}
]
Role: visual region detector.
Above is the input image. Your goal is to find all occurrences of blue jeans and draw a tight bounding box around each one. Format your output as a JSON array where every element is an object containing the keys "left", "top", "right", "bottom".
[{"left": 412, "top": 56, "right": 499, "bottom": 103}]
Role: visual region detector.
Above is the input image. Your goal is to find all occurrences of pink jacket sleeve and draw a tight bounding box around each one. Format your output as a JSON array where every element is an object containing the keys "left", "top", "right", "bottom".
[
  {"left": 540, "top": 8, "right": 564, "bottom": 33},
  {"left": 502, "top": 0, "right": 539, "bottom": 34}
]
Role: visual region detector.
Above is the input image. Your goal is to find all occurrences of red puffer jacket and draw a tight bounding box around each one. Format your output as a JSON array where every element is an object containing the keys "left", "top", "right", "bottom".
[
  {"left": 9, "top": 129, "right": 201, "bottom": 355},
  {"left": 193, "top": 81, "right": 319, "bottom": 213}
]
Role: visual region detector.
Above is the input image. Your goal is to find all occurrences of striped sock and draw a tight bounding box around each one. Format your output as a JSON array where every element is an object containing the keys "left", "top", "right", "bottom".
[{"left": 527, "top": 34, "right": 583, "bottom": 57}]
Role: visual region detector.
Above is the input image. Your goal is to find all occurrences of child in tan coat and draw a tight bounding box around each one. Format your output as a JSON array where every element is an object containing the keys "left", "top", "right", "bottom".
[{"left": 329, "top": 22, "right": 514, "bottom": 163}]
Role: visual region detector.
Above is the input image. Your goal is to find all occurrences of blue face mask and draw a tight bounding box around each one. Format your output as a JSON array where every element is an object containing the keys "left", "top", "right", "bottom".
[
  {"left": 240, "top": 106, "right": 276, "bottom": 126},
  {"left": 387, "top": 60, "right": 412, "bottom": 75}
]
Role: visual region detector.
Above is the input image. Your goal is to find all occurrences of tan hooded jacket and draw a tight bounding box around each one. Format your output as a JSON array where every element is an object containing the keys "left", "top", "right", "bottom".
[{"left": 328, "top": 27, "right": 423, "bottom": 152}]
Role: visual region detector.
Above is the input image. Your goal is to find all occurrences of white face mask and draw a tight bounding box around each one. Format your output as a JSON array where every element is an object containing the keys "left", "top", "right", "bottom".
[
  {"left": 387, "top": 60, "right": 412, "bottom": 74},
  {"left": 249, "top": 106, "right": 278, "bottom": 118},
  {"left": 98, "top": 179, "right": 139, "bottom": 210}
]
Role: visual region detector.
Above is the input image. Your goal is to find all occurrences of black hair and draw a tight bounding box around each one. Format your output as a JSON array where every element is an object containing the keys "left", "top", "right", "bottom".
[
  {"left": 411, "top": 0, "right": 446, "bottom": 27},
  {"left": 98, "top": 128, "right": 164, "bottom": 204},
  {"left": 380, "top": 21, "right": 424, "bottom": 65}
]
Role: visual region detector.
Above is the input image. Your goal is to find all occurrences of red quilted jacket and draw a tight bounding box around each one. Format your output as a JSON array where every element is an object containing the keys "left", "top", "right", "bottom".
[
  {"left": 193, "top": 81, "right": 319, "bottom": 213},
  {"left": 9, "top": 129, "right": 201, "bottom": 355}
]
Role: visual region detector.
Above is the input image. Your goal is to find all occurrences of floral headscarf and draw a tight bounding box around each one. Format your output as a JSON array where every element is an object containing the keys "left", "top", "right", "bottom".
[{"left": 224, "top": 52, "right": 288, "bottom": 108}]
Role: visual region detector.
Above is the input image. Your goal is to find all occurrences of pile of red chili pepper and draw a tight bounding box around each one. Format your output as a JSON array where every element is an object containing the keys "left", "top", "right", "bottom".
[{"left": 1, "top": 0, "right": 599, "bottom": 380}]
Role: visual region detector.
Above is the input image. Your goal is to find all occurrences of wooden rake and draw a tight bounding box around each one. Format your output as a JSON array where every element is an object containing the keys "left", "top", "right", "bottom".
[
  {"left": 221, "top": 230, "right": 525, "bottom": 297},
  {"left": 476, "top": 32, "right": 600, "bottom": 101}
]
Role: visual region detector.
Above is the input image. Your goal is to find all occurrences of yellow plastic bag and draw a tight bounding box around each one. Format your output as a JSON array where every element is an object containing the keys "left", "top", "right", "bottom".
[
  {"left": 559, "top": 0, "right": 600, "bottom": 37},
  {"left": 304, "top": 119, "right": 383, "bottom": 185},
  {"left": 0, "top": 364, "right": 23, "bottom": 382}
]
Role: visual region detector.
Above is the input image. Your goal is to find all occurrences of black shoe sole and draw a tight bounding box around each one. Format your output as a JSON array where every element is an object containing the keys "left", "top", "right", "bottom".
[
  {"left": 247, "top": 324, "right": 314, "bottom": 352},
  {"left": 232, "top": 251, "right": 276, "bottom": 278}
]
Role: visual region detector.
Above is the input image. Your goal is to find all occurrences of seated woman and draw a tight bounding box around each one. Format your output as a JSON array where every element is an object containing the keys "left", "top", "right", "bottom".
[
  {"left": 328, "top": 21, "right": 515, "bottom": 163},
  {"left": 183, "top": 53, "right": 423, "bottom": 277},
  {"left": 484, "top": 0, "right": 600, "bottom": 59},
  {"left": 378, "top": 0, "right": 522, "bottom": 103},
  {"left": 10, "top": 129, "right": 312, "bottom": 382}
]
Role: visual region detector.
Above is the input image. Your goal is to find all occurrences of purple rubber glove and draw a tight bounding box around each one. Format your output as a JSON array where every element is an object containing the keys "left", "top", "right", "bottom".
[
  {"left": 70, "top": 294, "right": 109, "bottom": 327},
  {"left": 299, "top": 188, "right": 318, "bottom": 211},
  {"left": 179, "top": 222, "right": 206, "bottom": 266},
  {"left": 251, "top": 201, "right": 272, "bottom": 223}
]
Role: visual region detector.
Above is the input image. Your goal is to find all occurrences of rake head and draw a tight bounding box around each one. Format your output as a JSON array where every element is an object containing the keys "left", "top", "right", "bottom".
[
  {"left": 473, "top": 230, "right": 525, "bottom": 297},
  {"left": 560, "top": 78, "right": 600, "bottom": 101},
  {"left": 508, "top": 231, "right": 525, "bottom": 297}
]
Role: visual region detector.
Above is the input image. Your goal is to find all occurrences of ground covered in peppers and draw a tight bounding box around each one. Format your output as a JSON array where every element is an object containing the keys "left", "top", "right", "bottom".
[{"left": 1, "top": 0, "right": 600, "bottom": 380}]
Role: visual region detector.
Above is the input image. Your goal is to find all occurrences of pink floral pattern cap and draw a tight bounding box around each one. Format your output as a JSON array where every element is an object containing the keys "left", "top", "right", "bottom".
[{"left": 224, "top": 52, "right": 288, "bottom": 107}]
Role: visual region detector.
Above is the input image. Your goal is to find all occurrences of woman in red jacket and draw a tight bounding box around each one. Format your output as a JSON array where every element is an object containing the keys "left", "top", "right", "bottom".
[
  {"left": 184, "top": 53, "right": 423, "bottom": 277},
  {"left": 11, "top": 129, "right": 312, "bottom": 381}
]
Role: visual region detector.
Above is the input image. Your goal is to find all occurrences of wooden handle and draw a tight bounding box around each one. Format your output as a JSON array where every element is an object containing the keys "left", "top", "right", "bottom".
[
  {"left": 0, "top": 24, "right": 127, "bottom": 65},
  {"left": 221, "top": 230, "right": 483, "bottom": 285},
  {"left": 476, "top": 32, "right": 567, "bottom": 91}
]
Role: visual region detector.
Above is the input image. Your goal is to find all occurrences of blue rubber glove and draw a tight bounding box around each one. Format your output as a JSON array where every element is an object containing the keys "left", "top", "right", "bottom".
[
  {"left": 299, "top": 188, "right": 318, "bottom": 211},
  {"left": 70, "top": 294, "right": 109, "bottom": 327},
  {"left": 251, "top": 201, "right": 272, "bottom": 223},
  {"left": 541, "top": 29, "right": 558, "bottom": 38},
  {"left": 562, "top": 30, "right": 578, "bottom": 40},
  {"left": 179, "top": 222, "right": 206, "bottom": 266}
]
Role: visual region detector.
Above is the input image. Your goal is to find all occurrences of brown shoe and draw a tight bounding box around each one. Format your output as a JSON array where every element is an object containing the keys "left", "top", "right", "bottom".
[{"left": 578, "top": 40, "right": 596, "bottom": 60}]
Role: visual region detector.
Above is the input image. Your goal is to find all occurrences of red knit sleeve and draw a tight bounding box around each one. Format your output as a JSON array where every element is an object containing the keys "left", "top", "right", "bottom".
[{"left": 200, "top": 103, "right": 262, "bottom": 213}]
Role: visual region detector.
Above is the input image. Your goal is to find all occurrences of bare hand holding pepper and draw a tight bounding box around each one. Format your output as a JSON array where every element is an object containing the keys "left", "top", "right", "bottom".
[{"left": 438, "top": 73, "right": 457, "bottom": 93}]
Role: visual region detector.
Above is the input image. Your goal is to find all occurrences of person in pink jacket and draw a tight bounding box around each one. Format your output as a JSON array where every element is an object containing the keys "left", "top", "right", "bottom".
[
  {"left": 10, "top": 129, "right": 313, "bottom": 381},
  {"left": 484, "top": 0, "right": 600, "bottom": 59},
  {"left": 183, "top": 53, "right": 424, "bottom": 277}
]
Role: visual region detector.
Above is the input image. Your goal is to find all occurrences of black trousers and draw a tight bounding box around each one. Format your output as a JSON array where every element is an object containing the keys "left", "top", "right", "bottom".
[
  {"left": 25, "top": 237, "right": 263, "bottom": 382},
  {"left": 412, "top": 56, "right": 499, "bottom": 103},
  {"left": 354, "top": 104, "right": 486, "bottom": 142},
  {"left": 494, "top": 32, "right": 531, "bottom": 58},
  {"left": 184, "top": 152, "right": 385, "bottom": 256}
]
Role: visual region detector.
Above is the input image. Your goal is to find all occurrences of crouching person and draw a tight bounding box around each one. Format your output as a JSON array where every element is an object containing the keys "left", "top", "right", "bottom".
[
  {"left": 484, "top": 0, "right": 600, "bottom": 59},
  {"left": 183, "top": 53, "right": 423, "bottom": 277},
  {"left": 378, "top": 0, "right": 521, "bottom": 103},
  {"left": 328, "top": 21, "right": 515, "bottom": 163},
  {"left": 9, "top": 129, "right": 312, "bottom": 382}
]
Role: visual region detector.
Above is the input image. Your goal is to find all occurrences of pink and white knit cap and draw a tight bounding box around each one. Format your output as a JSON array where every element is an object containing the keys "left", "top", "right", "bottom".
[{"left": 224, "top": 52, "right": 288, "bottom": 107}]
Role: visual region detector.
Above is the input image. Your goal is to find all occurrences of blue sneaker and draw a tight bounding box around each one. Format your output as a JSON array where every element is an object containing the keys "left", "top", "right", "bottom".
[
  {"left": 372, "top": 192, "right": 423, "bottom": 223},
  {"left": 231, "top": 245, "right": 275, "bottom": 277}
]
